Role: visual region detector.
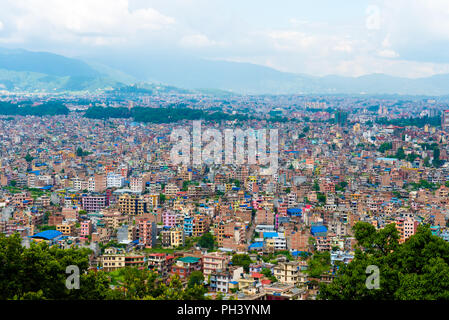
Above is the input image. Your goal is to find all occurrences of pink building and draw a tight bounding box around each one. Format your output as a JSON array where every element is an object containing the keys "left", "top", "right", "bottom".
[
  {"left": 138, "top": 219, "right": 157, "bottom": 248},
  {"left": 80, "top": 221, "right": 92, "bottom": 237},
  {"left": 163, "top": 211, "right": 177, "bottom": 227},
  {"left": 396, "top": 217, "right": 418, "bottom": 243}
]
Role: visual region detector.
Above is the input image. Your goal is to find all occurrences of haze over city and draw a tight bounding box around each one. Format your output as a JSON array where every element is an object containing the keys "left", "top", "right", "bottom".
[{"left": 1, "top": 0, "right": 449, "bottom": 78}]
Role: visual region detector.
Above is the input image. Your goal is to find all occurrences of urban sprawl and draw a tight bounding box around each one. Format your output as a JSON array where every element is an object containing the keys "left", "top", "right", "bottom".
[{"left": 2, "top": 91, "right": 449, "bottom": 300}]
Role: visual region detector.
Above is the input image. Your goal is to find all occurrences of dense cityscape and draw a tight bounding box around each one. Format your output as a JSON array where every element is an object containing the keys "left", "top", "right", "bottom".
[
  {"left": 2, "top": 91, "right": 449, "bottom": 300},
  {"left": 3, "top": 1, "right": 449, "bottom": 312}
]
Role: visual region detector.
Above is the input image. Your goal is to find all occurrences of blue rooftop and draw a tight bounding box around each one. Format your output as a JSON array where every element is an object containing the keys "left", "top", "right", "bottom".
[
  {"left": 292, "top": 251, "right": 310, "bottom": 257},
  {"left": 263, "top": 232, "right": 278, "bottom": 239},
  {"left": 311, "top": 225, "right": 328, "bottom": 235},
  {"left": 249, "top": 242, "right": 264, "bottom": 249},
  {"left": 31, "top": 230, "right": 63, "bottom": 240},
  {"left": 287, "top": 208, "right": 302, "bottom": 215}
]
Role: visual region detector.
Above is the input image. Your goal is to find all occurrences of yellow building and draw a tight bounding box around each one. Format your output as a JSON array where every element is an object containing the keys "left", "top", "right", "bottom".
[
  {"left": 118, "top": 193, "right": 146, "bottom": 215},
  {"left": 273, "top": 261, "right": 306, "bottom": 286},
  {"left": 56, "top": 222, "right": 76, "bottom": 236},
  {"left": 161, "top": 227, "right": 185, "bottom": 248},
  {"left": 101, "top": 247, "right": 125, "bottom": 272}
]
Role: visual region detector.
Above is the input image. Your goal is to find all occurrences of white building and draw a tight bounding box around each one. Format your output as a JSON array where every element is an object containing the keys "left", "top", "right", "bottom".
[
  {"left": 130, "top": 176, "right": 144, "bottom": 193},
  {"left": 107, "top": 172, "right": 125, "bottom": 188}
]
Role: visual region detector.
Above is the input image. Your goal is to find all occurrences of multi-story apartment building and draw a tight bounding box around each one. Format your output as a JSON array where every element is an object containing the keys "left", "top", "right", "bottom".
[
  {"left": 94, "top": 174, "right": 107, "bottom": 192},
  {"left": 160, "top": 226, "right": 184, "bottom": 248},
  {"left": 107, "top": 172, "right": 125, "bottom": 188},
  {"left": 100, "top": 247, "right": 145, "bottom": 272},
  {"left": 202, "top": 252, "right": 230, "bottom": 276},
  {"left": 286, "top": 228, "right": 310, "bottom": 251},
  {"left": 183, "top": 215, "right": 193, "bottom": 237},
  {"left": 56, "top": 222, "right": 76, "bottom": 236},
  {"left": 396, "top": 216, "right": 418, "bottom": 243},
  {"left": 118, "top": 193, "right": 147, "bottom": 215},
  {"left": 137, "top": 219, "right": 157, "bottom": 248},
  {"left": 264, "top": 232, "right": 287, "bottom": 251},
  {"left": 80, "top": 220, "right": 92, "bottom": 237},
  {"left": 148, "top": 253, "right": 175, "bottom": 278},
  {"left": 164, "top": 183, "right": 180, "bottom": 198},
  {"left": 273, "top": 261, "right": 305, "bottom": 286},
  {"left": 163, "top": 211, "right": 177, "bottom": 227},
  {"left": 193, "top": 214, "right": 210, "bottom": 237},
  {"left": 130, "top": 176, "right": 144, "bottom": 193},
  {"left": 209, "top": 266, "right": 244, "bottom": 293},
  {"left": 145, "top": 194, "right": 159, "bottom": 208},
  {"left": 82, "top": 195, "right": 108, "bottom": 213},
  {"left": 170, "top": 256, "right": 202, "bottom": 280}
]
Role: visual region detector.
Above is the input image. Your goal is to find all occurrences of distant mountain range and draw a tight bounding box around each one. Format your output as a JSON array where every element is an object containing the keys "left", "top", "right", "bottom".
[{"left": 1, "top": 47, "right": 449, "bottom": 96}]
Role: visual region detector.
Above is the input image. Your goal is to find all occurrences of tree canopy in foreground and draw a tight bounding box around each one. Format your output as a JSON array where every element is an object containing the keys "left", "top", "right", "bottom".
[
  {"left": 319, "top": 222, "right": 449, "bottom": 300},
  {"left": 0, "top": 233, "right": 207, "bottom": 300}
]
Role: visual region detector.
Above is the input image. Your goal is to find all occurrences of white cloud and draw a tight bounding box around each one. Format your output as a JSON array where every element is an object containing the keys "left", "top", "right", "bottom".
[
  {"left": 268, "top": 31, "right": 316, "bottom": 52},
  {"left": 377, "top": 49, "right": 399, "bottom": 58},
  {"left": 0, "top": 0, "right": 175, "bottom": 46},
  {"left": 377, "top": 1, "right": 449, "bottom": 55},
  {"left": 333, "top": 41, "right": 353, "bottom": 53},
  {"left": 1, "top": 0, "right": 449, "bottom": 78},
  {"left": 180, "top": 34, "right": 221, "bottom": 48}
]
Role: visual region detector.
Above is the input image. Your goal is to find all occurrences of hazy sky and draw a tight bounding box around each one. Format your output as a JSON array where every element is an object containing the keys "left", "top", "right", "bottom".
[{"left": 1, "top": 0, "right": 449, "bottom": 78}]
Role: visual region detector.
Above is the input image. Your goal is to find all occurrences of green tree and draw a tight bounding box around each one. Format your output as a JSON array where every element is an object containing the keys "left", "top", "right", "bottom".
[
  {"left": 317, "top": 193, "right": 326, "bottom": 203},
  {"left": 394, "top": 147, "right": 406, "bottom": 160},
  {"left": 232, "top": 254, "right": 252, "bottom": 272},
  {"left": 188, "top": 271, "right": 204, "bottom": 288},
  {"left": 378, "top": 142, "right": 393, "bottom": 154},
  {"left": 261, "top": 267, "right": 277, "bottom": 282},
  {"left": 0, "top": 233, "right": 111, "bottom": 300},
  {"left": 198, "top": 232, "right": 215, "bottom": 250},
  {"left": 76, "top": 147, "right": 84, "bottom": 157},
  {"left": 24, "top": 153, "right": 33, "bottom": 163},
  {"left": 313, "top": 180, "right": 320, "bottom": 192},
  {"left": 406, "top": 153, "right": 418, "bottom": 163},
  {"left": 319, "top": 222, "right": 449, "bottom": 300},
  {"left": 307, "top": 251, "right": 331, "bottom": 278},
  {"left": 119, "top": 267, "right": 161, "bottom": 299}
]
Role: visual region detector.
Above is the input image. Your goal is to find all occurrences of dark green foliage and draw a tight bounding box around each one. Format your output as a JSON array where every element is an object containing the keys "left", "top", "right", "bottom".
[
  {"left": 231, "top": 254, "right": 252, "bottom": 272},
  {"left": 83, "top": 106, "right": 249, "bottom": 123},
  {"left": 408, "top": 179, "right": 439, "bottom": 191},
  {"left": 261, "top": 268, "right": 277, "bottom": 282},
  {"left": 319, "top": 222, "right": 449, "bottom": 300},
  {"left": 378, "top": 142, "right": 393, "bottom": 153},
  {"left": 394, "top": 147, "right": 406, "bottom": 160},
  {"left": 335, "top": 181, "right": 348, "bottom": 192},
  {"left": 307, "top": 251, "right": 331, "bottom": 278},
  {"left": 0, "top": 101, "right": 69, "bottom": 116},
  {"left": 188, "top": 271, "right": 204, "bottom": 288},
  {"left": 313, "top": 180, "right": 320, "bottom": 192},
  {"left": 406, "top": 153, "right": 419, "bottom": 163},
  {"left": 76, "top": 147, "right": 91, "bottom": 157},
  {"left": 0, "top": 233, "right": 97, "bottom": 300},
  {"left": 197, "top": 233, "right": 215, "bottom": 250},
  {"left": 0, "top": 233, "right": 209, "bottom": 300},
  {"left": 376, "top": 116, "right": 441, "bottom": 128},
  {"left": 317, "top": 193, "right": 326, "bottom": 203},
  {"left": 24, "top": 153, "right": 33, "bottom": 163}
]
